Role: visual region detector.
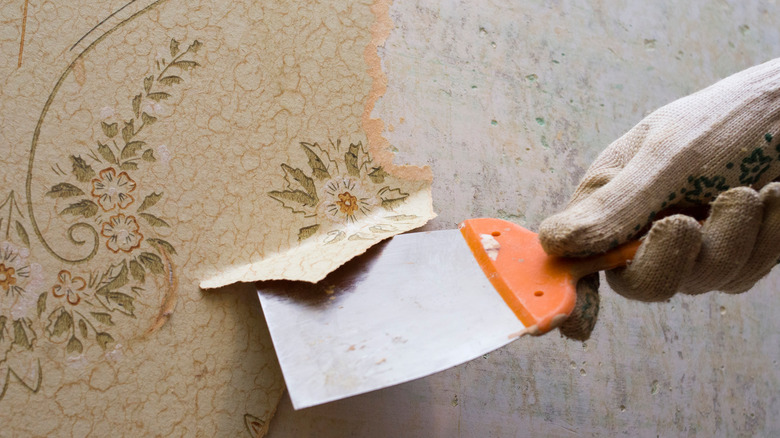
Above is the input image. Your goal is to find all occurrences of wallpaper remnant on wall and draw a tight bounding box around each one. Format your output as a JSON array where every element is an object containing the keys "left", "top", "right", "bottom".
[{"left": 0, "top": 0, "right": 430, "bottom": 435}]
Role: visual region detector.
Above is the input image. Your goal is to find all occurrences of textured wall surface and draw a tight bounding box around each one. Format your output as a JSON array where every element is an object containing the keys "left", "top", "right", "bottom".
[
  {"left": 1, "top": 0, "right": 423, "bottom": 436},
  {"left": 268, "top": 1, "right": 780, "bottom": 436}
]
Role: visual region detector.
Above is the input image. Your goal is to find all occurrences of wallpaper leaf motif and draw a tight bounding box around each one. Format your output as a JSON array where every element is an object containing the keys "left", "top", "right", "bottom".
[{"left": 270, "top": 140, "right": 419, "bottom": 243}]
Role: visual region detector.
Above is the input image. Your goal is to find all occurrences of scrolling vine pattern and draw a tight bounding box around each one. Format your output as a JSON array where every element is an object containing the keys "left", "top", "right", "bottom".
[{"left": 0, "top": 37, "right": 200, "bottom": 402}]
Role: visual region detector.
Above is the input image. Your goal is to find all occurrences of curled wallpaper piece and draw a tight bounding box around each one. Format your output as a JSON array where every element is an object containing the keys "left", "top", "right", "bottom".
[
  {"left": 201, "top": 139, "right": 433, "bottom": 287},
  {"left": 0, "top": 0, "right": 425, "bottom": 435}
]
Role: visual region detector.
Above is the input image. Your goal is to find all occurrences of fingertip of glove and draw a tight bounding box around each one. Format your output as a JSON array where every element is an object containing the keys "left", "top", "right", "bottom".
[
  {"left": 650, "top": 214, "right": 701, "bottom": 235},
  {"left": 720, "top": 284, "right": 753, "bottom": 295},
  {"left": 759, "top": 181, "right": 780, "bottom": 201},
  {"left": 711, "top": 186, "right": 762, "bottom": 209},
  {"left": 558, "top": 273, "right": 600, "bottom": 341},
  {"left": 605, "top": 214, "right": 701, "bottom": 302},
  {"left": 538, "top": 214, "right": 579, "bottom": 256},
  {"left": 539, "top": 211, "right": 622, "bottom": 257},
  {"left": 538, "top": 201, "right": 612, "bottom": 255},
  {"left": 644, "top": 214, "right": 702, "bottom": 259}
]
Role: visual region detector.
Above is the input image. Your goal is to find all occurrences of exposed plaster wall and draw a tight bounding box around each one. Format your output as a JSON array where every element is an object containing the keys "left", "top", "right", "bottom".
[{"left": 269, "top": 1, "right": 780, "bottom": 436}]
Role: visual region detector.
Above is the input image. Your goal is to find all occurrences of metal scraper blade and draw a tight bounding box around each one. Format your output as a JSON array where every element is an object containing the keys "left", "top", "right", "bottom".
[{"left": 256, "top": 229, "right": 527, "bottom": 409}]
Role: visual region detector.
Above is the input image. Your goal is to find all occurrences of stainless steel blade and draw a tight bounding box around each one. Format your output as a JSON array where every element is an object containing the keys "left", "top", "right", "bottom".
[{"left": 256, "top": 229, "right": 526, "bottom": 409}]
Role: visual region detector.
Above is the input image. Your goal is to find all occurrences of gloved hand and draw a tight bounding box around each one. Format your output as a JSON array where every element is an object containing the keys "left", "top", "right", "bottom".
[{"left": 539, "top": 58, "right": 780, "bottom": 340}]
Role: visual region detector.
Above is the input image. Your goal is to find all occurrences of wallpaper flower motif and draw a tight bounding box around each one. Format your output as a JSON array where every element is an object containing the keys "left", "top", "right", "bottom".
[
  {"left": 0, "top": 241, "right": 42, "bottom": 299},
  {"left": 0, "top": 239, "right": 42, "bottom": 402},
  {"left": 270, "top": 140, "right": 419, "bottom": 243},
  {"left": 51, "top": 270, "right": 86, "bottom": 306},
  {"left": 91, "top": 168, "right": 136, "bottom": 211},
  {"left": 321, "top": 178, "right": 374, "bottom": 223},
  {"left": 0, "top": 264, "right": 16, "bottom": 294},
  {"left": 101, "top": 214, "right": 143, "bottom": 253}
]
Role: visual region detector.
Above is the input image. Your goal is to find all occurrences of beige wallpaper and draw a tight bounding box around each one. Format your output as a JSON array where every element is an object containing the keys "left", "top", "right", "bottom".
[{"left": 0, "top": 0, "right": 431, "bottom": 435}]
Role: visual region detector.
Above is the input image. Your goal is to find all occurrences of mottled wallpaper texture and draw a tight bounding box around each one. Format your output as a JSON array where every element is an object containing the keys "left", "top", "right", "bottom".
[{"left": 0, "top": 0, "right": 432, "bottom": 435}]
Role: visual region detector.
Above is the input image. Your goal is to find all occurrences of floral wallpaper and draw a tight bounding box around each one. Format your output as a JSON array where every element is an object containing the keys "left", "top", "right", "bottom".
[{"left": 0, "top": 0, "right": 430, "bottom": 435}]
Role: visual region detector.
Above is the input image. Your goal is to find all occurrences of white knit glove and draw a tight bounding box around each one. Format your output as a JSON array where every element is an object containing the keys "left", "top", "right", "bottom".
[{"left": 540, "top": 58, "right": 780, "bottom": 338}]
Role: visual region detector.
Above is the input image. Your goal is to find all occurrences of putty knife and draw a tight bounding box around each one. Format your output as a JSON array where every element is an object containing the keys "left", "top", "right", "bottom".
[{"left": 256, "top": 218, "right": 640, "bottom": 409}]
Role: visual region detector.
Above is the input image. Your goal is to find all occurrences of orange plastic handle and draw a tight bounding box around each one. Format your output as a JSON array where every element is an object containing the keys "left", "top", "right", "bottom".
[{"left": 459, "top": 218, "right": 640, "bottom": 335}]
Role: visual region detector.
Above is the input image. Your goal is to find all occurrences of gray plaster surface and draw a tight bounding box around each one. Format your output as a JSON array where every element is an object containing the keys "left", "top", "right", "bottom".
[{"left": 267, "top": 1, "right": 780, "bottom": 436}]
